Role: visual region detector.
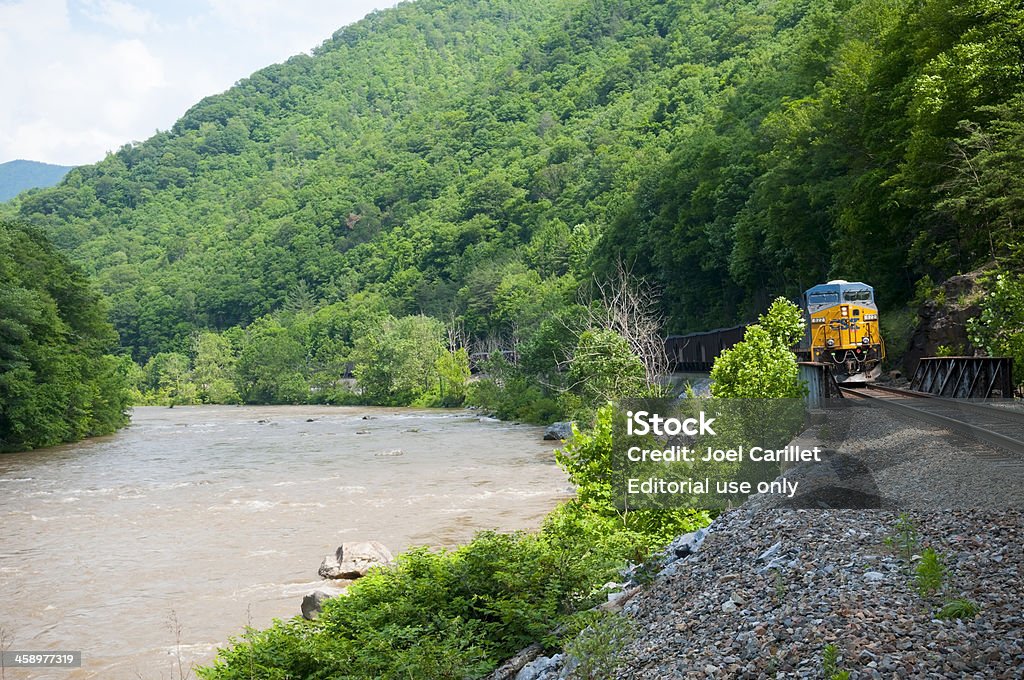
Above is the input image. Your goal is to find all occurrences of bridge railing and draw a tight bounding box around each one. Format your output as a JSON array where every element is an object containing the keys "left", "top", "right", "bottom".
[{"left": 909, "top": 356, "right": 1014, "bottom": 399}]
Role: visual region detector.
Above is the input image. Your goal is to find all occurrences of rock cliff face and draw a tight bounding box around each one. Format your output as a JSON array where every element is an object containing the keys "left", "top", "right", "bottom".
[{"left": 902, "top": 271, "right": 986, "bottom": 376}]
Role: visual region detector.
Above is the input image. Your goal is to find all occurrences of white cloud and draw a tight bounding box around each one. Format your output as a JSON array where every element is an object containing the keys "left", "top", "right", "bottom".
[
  {"left": 0, "top": 0, "right": 397, "bottom": 165},
  {"left": 0, "top": 0, "right": 167, "bottom": 164},
  {"left": 80, "top": 0, "right": 158, "bottom": 34},
  {"left": 205, "top": 0, "right": 397, "bottom": 55}
]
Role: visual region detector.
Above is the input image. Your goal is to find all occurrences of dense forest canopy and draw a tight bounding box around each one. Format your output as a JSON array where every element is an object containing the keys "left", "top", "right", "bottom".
[
  {"left": 5, "top": 0, "right": 1023, "bottom": 407},
  {"left": 0, "top": 220, "right": 129, "bottom": 452}
]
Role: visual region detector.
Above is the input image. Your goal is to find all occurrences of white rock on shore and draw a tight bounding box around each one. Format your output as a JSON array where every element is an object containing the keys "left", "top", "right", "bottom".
[{"left": 318, "top": 540, "right": 393, "bottom": 580}]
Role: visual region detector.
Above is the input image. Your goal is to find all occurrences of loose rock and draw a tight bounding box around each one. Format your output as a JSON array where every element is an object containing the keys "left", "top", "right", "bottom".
[
  {"left": 543, "top": 422, "right": 574, "bottom": 441},
  {"left": 300, "top": 590, "right": 332, "bottom": 620},
  {"left": 318, "top": 540, "right": 393, "bottom": 579}
]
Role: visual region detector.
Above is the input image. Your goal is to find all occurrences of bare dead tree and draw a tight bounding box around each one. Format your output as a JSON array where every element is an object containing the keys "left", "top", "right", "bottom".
[
  {"left": 580, "top": 259, "right": 669, "bottom": 386},
  {"left": 470, "top": 330, "right": 517, "bottom": 361},
  {"left": 167, "top": 609, "right": 193, "bottom": 680},
  {"left": 444, "top": 312, "right": 468, "bottom": 352}
]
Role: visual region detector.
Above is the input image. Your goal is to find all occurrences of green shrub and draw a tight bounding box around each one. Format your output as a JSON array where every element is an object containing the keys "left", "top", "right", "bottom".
[
  {"left": 555, "top": 405, "right": 710, "bottom": 547},
  {"left": 710, "top": 298, "right": 807, "bottom": 399},
  {"left": 563, "top": 611, "right": 634, "bottom": 679},
  {"left": 566, "top": 329, "right": 648, "bottom": 410},
  {"left": 937, "top": 597, "right": 980, "bottom": 620},
  {"left": 915, "top": 548, "right": 947, "bottom": 598},
  {"left": 465, "top": 355, "right": 563, "bottom": 424},
  {"left": 822, "top": 643, "right": 850, "bottom": 680}
]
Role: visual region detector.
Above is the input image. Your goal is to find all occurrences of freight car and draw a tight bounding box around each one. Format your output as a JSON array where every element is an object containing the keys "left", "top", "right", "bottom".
[{"left": 664, "top": 324, "right": 747, "bottom": 372}]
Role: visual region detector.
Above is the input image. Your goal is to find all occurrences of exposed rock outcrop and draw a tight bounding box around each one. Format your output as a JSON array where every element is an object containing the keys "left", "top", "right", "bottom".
[{"left": 903, "top": 270, "right": 986, "bottom": 375}]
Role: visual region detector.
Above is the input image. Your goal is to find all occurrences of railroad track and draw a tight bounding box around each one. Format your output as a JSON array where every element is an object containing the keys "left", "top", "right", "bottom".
[{"left": 837, "top": 383, "right": 1024, "bottom": 464}]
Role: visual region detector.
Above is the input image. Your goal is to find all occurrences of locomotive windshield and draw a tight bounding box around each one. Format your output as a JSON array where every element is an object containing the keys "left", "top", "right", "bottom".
[
  {"left": 843, "top": 289, "right": 872, "bottom": 302},
  {"left": 808, "top": 292, "right": 839, "bottom": 304}
]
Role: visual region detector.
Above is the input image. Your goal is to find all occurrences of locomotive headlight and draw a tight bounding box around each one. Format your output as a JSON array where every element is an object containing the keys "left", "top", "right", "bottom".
[
  {"left": 862, "top": 337, "right": 870, "bottom": 345},
  {"left": 826, "top": 339, "right": 835, "bottom": 347}
]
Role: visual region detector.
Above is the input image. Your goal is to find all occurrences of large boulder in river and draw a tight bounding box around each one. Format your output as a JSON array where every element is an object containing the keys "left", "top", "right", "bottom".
[
  {"left": 318, "top": 541, "right": 393, "bottom": 579},
  {"left": 301, "top": 590, "right": 333, "bottom": 620},
  {"left": 543, "top": 421, "right": 574, "bottom": 441}
]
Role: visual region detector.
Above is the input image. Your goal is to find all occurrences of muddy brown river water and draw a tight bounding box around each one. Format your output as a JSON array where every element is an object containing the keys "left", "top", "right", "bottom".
[{"left": 0, "top": 406, "right": 570, "bottom": 679}]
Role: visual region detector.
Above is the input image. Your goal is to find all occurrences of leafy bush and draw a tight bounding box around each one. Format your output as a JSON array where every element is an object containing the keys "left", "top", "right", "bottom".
[
  {"left": 710, "top": 298, "right": 806, "bottom": 399},
  {"left": 566, "top": 329, "right": 648, "bottom": 411},
  {"left": 968, "top": 271, "right": 1024, "bottom": 387},
  {"left": 915, "top": 548, "right": 947, "bottom": 598},
  {"left": 563, "top": 611, "right": 634, "bottom": 679},
  {"left": 466, "top": 355, "right": 563, "bottom": 424},
  {"left": 937, "top": 597, "right": 980, "bottom": 620},
  {"left": 556, "top": 405, "right": 710, "bottom": 548}
]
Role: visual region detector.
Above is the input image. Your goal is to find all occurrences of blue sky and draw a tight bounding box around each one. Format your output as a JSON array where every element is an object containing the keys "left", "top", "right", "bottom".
[{"left": 0, "top": 0, "right": 396, "bottom": 166}]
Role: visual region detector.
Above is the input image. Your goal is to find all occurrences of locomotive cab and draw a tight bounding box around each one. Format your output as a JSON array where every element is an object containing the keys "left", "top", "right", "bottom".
[{"left": 801, "top": 280, "right": 884, "bottom": 383}]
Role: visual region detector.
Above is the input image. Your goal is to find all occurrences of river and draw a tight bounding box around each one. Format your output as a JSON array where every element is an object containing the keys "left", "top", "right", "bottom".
[{"left": 0, "top": 406, "right": 571, "bottom": 679}]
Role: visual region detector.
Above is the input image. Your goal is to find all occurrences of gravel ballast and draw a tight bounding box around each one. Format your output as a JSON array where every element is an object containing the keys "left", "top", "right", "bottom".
[
  {"left": 616, "top": 508, "right": 1023, "bottom": 678},
  {"left": 513, "top": 402, "right": 1024, "bottom": 679}
]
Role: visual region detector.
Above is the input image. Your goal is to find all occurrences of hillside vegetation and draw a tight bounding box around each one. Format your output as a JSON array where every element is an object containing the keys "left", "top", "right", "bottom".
[
  {"left": 0, "top": 220, "right": 129, "bottom": 452},
  {"left": 8, "top": 0, "right": 1024, "bottom": 410}
]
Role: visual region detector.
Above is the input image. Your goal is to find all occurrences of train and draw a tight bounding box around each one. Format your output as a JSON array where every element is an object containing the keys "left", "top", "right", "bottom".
[
  {"left": 664, "top": 325, "right": 747, "bottom": 373},
  {"left": 665, "top": 280, "right": 884, "bottom": 383},
  {"left": 800, "top": 280, "right": 884, "bottom": 383}
]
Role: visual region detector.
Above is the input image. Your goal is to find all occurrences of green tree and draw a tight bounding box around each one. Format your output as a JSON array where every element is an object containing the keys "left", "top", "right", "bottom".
[
  {"left": 142, "top": 352, "right": 199, "bottom": 405},
  {"left": 710, "top": 298, "right": 806, "bottom": 399},
  {"left": 567, "top": 329, "right": 647, "bottom": 410},
  {"left": 352, "top": 315, "right": 445, "bottom": 405},
  {"left": 235, "top": 317, "right": 309, "bottom": 403},
  {"left": 191, "top": 332, "right": 241, "bottom": 404},
  {"left": 434, "top": 348, "right": 471, "bottom": 407},
  {"left": 967, "top": 272, "right": 1024, "bottom": 387},
  {"left": 0, "top": 220, "right": 130, "bottom": 451}
]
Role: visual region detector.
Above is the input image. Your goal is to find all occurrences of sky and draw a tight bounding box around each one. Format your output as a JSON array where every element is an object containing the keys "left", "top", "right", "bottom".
[{"left": 0, "top": 0, "right": 397, "bottom": 166}]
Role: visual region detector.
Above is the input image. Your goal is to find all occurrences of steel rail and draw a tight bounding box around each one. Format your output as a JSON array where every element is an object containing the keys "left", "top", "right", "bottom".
[
  {"left": 858, "top": 382, "right": 1024, "bottom": 425},
  {"left": 838, "top": 385, "right": 1024, "bottom": 458}
]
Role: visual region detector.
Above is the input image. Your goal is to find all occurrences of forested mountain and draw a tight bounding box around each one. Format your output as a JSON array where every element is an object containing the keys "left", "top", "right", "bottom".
[
  {"left": 0, "top": 160, "right": 73, "bottom": 202},
  {"left": 0, "top": 220, "right": 129, "bottom": 452},
  {"left": 10, "top": 0, "right": 1024, "bottom": 402}
]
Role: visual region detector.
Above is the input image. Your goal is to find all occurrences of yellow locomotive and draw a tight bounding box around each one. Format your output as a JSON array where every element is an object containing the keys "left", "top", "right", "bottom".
[{"left": 801, "top": 280, "right": 884, "bottom": 383}]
